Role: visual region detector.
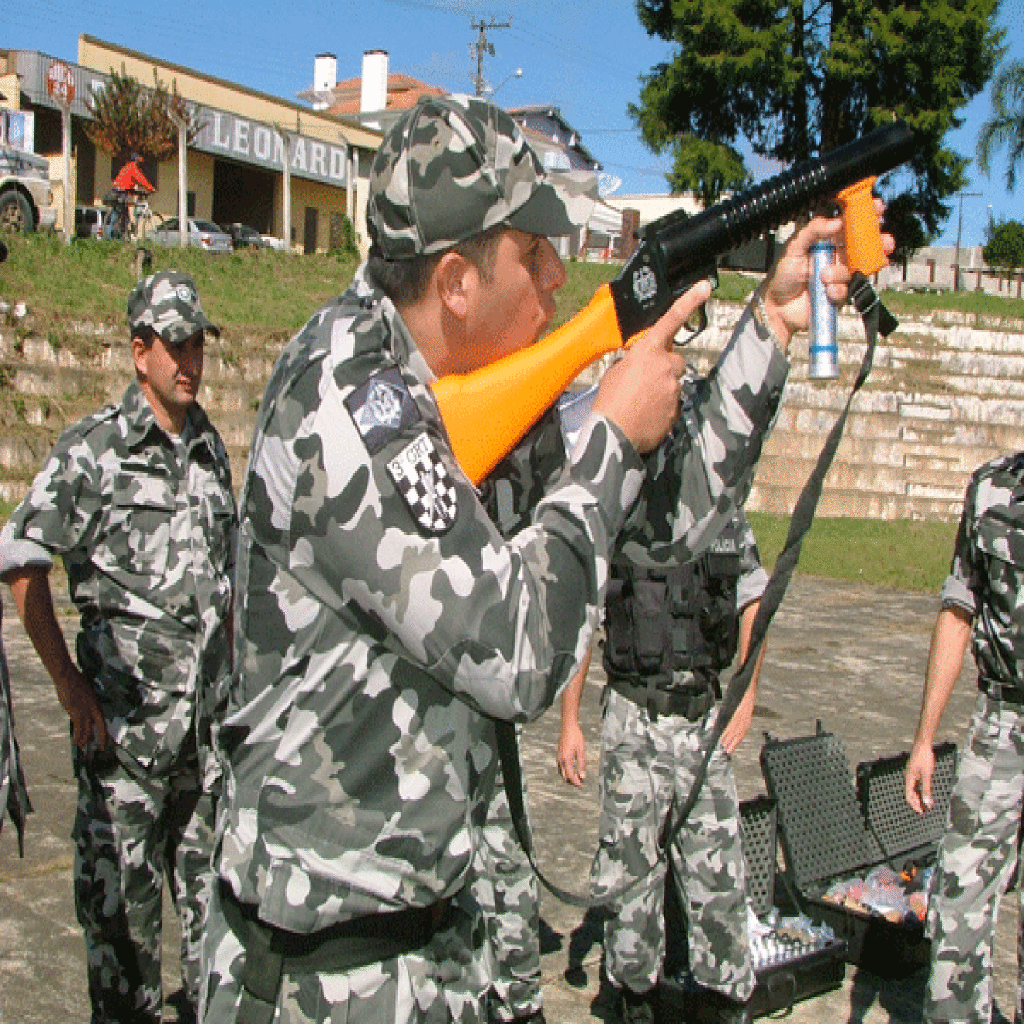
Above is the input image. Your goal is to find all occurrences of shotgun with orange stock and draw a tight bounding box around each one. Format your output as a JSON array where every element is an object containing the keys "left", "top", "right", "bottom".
[{"left": 432, "top": 119, "right": 916, "bottom": 484}]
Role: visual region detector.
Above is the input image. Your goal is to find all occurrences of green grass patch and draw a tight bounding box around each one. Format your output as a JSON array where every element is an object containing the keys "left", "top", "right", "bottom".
[
  {"left": 880, "top": 285, "right": 1024, "bottom": 320},
  {"left": 748, "top": 513, "right": 957, "bottom": 593}
]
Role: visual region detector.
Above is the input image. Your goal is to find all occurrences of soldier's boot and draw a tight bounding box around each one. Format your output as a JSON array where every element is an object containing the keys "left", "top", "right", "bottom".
[{"left": 615, "top": 985, "right": 659, "bottom": 1024}]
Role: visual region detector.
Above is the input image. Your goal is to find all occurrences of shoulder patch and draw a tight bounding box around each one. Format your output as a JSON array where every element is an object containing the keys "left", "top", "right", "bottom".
[
  {"left": 344, "top": 367, "right": 422, "bottom": 456},
  {"left": 388, "top": 432, "right": 458, "bottom": 535}
]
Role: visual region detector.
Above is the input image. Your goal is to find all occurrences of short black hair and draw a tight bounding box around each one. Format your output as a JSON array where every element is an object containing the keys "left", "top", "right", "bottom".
[{"left": 367, "top": 223, "right": 508, "bottom": 305}]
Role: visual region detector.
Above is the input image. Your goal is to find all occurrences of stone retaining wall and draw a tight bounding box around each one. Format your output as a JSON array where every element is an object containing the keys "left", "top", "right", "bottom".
[{"left": 2, "top": 300, "right": 1023, "bottom": 520}]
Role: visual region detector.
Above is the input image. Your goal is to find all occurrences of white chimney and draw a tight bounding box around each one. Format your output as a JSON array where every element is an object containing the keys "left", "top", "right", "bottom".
[
  {"left": 360, "top": 50, "right": 389, "bottom": 129},
  {"left": 312, "top": 53, "right": 337, "bottom": 110}
]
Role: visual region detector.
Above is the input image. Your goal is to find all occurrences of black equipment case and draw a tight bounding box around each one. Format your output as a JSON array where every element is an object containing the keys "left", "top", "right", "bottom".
[
  {"left": 759, "top": 725, "right": 957, "bottom": 978},
  {"left": 660, "top": 794, "right": 847, "bottom": 1020}
]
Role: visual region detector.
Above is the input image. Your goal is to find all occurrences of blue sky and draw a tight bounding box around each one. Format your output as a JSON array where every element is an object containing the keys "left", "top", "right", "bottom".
[{"left": 6, "top": 0, "right": 1022, "bottom": 247}]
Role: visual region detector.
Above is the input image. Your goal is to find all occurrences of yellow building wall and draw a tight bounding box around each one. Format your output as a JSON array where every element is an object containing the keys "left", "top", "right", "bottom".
[{"left": 77, "top": 36, "right": 377, "bottom": 254}]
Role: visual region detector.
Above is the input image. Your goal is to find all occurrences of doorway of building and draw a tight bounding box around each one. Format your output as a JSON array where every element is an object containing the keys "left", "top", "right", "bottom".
[
  {"left": 303, "top": 206, "right": 318, "bottom": 254},
  {"left": 212, "top": 160, "right": 275, "bottom": 234}
]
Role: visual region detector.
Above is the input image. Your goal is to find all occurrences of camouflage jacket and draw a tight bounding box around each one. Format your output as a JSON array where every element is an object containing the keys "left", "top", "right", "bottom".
[
  {"left": 0, "top": 600, "right": 31, "bottom": 855},
  {"left": 0, "top": 383, "right": 236, "bottom": 775},
  {"left": 214, "top": 264, "right": 789, "bottom": 933},
  {"left": 942, "top": 452, "right": 1024, "bottom": 690}
]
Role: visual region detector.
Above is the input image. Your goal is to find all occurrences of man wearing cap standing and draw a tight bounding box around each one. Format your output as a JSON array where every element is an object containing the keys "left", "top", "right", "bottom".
[
  {"left": 0, "top": 270, "right": 236, "bottom": 1024},
  {"left": 201, "top": 93, "right": 881, "bottom": 1024}
]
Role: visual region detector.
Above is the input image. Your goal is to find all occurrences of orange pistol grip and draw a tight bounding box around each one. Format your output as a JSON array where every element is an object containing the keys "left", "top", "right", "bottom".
[{"left": 836, "top": 176, "right": 888, "bottom": 276}]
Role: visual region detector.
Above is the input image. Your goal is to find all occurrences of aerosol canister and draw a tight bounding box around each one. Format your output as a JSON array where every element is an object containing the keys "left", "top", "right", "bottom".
[{"left": 808, "top": 240, "right": 839, "bottom": 379}]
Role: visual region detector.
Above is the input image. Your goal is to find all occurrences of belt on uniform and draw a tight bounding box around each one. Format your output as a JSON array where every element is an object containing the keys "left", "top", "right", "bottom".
[
  {"left": 980, "top": 678, "right": 1024, "bottom": 707},
  {"left": 219, "top": 879, "right": 450, "bottom": 1024},
  {"left": 606, "top": 675, "right": 716, "bottom": 722}
]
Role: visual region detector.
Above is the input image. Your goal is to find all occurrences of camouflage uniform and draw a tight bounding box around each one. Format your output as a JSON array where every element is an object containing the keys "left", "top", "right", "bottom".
[
  {"left": 924, "top": 453, "right": 1024, "bottom": 1024},
  {"left": 202, "top": 94, "right": 790, "bottom": 1024},
  {"left": 0, "top": 598, "right": 31, "bottom": 854},
  {"left": 0, "top": 272, "right": 235, "bottom": 1024},
  {"left": 590, "top": 509, "right": 767, "bottom": 1005},
  {"left": 472, "top": 420, "right": 564, "bottom": 1024}
]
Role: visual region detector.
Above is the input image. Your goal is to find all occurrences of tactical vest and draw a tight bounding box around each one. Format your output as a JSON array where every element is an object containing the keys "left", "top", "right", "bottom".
[{"left": 603, "top": 519, "right": 744, "bottom": 693}]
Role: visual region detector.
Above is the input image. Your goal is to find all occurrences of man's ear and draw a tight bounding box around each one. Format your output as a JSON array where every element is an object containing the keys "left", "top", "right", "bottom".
[
  {"left": 130, "top": 334, "right": 149, "bottom": 378},
  {"left": 434, "top": 251, "right": 475, "bottom": 320}
]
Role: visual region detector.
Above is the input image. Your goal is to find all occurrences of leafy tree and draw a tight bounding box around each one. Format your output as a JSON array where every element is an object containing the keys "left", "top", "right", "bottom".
[
  {"left": 667, "top": 136, "right": 751, "bottom": 205},
  {"left": 983, "top": 217, "right": 1024, "bottom": 268},
  {"left": 884, "top": 193, "right": 930, "bottom": 272},
  {"left": 86, "top": 69, "right": 201, "bottom": 168},
  {"left": 977, "top": 59, "right": 1024, "bottom": 190},
  {"left": 630, "top": 0, "right": 1005, "bottom": 235}
]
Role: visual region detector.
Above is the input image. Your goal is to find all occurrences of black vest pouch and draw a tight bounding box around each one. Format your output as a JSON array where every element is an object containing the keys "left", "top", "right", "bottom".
[
  {"left": 631, "top": 575, "right": 672, "bottom": 674},
  {"left": 603, "top": 577, "right": 637, "bottom": 675}
]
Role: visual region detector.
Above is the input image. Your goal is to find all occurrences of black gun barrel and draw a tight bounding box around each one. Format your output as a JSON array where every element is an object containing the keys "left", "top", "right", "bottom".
[{"left": 657, "top": 120, "right": 915, "bottom": 284}]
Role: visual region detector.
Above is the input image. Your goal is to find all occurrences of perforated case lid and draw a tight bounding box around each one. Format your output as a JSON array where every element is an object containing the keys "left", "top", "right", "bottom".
[
  {"left": 856, "top": 742, "right": 957, "bottom": 861},
  {"left": 760, "top": 729, "right": 884, "bottom": 894},
  {"left": 739, "top": 796, "right": 778, "bottom": 917}
]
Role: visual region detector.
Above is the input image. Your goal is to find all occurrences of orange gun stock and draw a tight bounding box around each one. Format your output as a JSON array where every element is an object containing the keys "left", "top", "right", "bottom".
[{"left": 432, "top": 121, "right": 915, "bottom": 484}]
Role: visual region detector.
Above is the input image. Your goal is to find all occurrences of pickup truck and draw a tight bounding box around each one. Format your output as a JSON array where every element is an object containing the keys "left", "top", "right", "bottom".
[{"left": 0, "top": 145, "right": 57, "bottom": 233}]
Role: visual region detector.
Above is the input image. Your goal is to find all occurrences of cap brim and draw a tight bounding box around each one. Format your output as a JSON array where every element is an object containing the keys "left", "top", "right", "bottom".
[
  {"left": 507, "top": 170, "right": 597, "bottom": 238},
  {"left": 159, "top": 314, "right": 220, "bottom": 345}
]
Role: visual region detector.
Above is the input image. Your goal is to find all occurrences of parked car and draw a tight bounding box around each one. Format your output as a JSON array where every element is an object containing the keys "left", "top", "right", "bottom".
[
  {"left": 1, "top": 145, "right": 57, "bottom": 233},
  {"left": 149, "top": 217, "right": 233, "bottom": 252},
  {"left": 220, "top": 222, "right": 264, "bottom": 248}
]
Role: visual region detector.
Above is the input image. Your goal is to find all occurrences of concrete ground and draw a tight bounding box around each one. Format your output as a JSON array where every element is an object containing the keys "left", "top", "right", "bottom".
[{"left": 0, "top": 574, "right": 1018, "bottom": 1023}]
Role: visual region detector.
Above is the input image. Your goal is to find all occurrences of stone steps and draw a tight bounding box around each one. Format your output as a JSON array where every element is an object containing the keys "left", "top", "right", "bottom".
[{"left": 2, "top": 300, "right": 1023, "bottom": 519}]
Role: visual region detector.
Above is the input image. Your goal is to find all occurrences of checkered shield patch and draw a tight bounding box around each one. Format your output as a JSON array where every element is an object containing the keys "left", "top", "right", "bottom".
[{"left": 387, "top": 432, "right": 458, "bottom": 535}]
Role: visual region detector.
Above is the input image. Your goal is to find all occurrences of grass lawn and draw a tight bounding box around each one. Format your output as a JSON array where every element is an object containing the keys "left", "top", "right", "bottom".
[{"left": 0, "top": 231, "right": 1000, "bottom": 596}]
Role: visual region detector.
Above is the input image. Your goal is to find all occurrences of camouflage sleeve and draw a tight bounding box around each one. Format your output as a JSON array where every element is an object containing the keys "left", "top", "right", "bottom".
[
  {"left": 0, "top": 425, "right": 105, "bottom": 575},
  {"left": 246, "top": 359, "right": 643, "bottom": 724},
  {"left": 618, "top": 304, "right": 789, "bottom": 568},
  {"left": 940, "top": 473, "right": 980, "bottom": 617},
  {"left": 735, "top": 507, "right": 769, "bottom": 611}
]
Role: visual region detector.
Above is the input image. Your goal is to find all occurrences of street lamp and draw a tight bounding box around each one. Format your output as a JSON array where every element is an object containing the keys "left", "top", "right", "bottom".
[{"left": 487, "top": 68, "right": 523, "bottom": 99}]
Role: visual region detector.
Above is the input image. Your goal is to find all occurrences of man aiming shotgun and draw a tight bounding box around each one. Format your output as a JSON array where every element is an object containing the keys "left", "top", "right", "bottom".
[
  {"left": 202, "top": 93, "right": 897, "bottom": 1024},
  {"left": 434, "top": 118, "right": 913, "bottom": 484}
]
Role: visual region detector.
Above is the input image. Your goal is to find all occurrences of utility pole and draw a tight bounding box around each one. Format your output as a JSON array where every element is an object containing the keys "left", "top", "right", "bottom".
[
  {"left": 469, "top": 18, "right": 511, "bottom": 96},
  {"left": 953, "top": 190, "right": 982, "bottom": 291}
]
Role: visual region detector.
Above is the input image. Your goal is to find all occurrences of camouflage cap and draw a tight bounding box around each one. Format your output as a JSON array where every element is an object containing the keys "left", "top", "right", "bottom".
[
  {"left": 126, "top": 270, "right": 220, "bottom": 345},
  {"left": 366, "top": 93, "right": 597, "bottom": 259}
]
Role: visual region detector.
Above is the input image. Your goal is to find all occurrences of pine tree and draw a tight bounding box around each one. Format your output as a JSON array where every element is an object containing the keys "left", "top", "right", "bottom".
[{"left": 630, "top": 0, "right": 1004, "bottom": 235}]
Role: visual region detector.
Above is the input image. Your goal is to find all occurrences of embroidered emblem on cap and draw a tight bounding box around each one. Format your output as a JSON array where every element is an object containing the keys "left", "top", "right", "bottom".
[
  {"left": 345, "top": 368, "right": 422, "bottom": 455},
  {"left": 388, "top": 432, "right": 458, "bottom": 535},
  {"left": 176, "top": 283, "right": 198, "bottom": 304}
]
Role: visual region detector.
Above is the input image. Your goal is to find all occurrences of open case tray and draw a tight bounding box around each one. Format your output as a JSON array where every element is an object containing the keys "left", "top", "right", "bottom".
[
  {"left": 759, "top": 725, "right": 956, "bottom": 978},
  {"left": 660, "top": 795, "right": 846, "bottom": 1020}
]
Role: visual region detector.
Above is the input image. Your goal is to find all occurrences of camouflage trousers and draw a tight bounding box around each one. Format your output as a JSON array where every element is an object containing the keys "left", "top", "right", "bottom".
[
  {"left": 72, "top": 741, "right": 216, "bottom": 1024},
  {"left": 472, "top": 750, "right": 543, "bottom": 1022},
  {"left": 590, "top": 689, "right": 755, "bottom": 1001},
  {"left": 925, "top": 693, "right": 1024, "bottom": 1024},
  {"left": 201, "top": 885, "right": 490, "bottom": 1024}
]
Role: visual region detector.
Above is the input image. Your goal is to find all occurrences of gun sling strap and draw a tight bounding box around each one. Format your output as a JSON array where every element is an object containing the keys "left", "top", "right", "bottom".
[{"left": 495, "top": 272, "right": 893, "bottom": 908}]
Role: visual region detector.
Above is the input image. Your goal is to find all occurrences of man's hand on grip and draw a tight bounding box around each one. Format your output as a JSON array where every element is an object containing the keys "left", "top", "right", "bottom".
[{"left": 592, "top": 279, "right": 713, "bottom": 454}]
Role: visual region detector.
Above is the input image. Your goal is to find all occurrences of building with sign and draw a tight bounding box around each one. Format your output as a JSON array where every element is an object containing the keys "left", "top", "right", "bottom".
[{"left": 0, "top": 38, "right": 382, "bottom": 252}]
